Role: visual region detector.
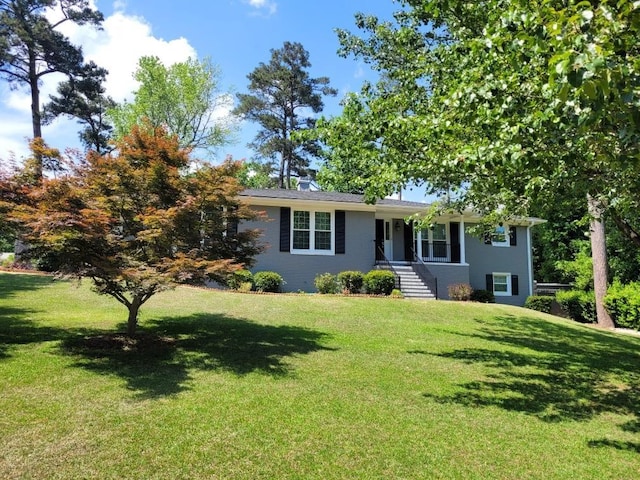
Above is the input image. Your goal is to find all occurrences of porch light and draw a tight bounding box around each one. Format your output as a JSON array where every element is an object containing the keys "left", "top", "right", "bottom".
[{"left": 395, "top": 220, "right": 401, "bottom": 232}]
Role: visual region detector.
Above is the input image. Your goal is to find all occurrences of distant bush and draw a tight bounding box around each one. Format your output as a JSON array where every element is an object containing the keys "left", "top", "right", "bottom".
[
  {"left": 227, "top": 269, "right": 254, "bottom": 291},
  {"left": 253, "top": 271, "right": 284, "bottom": 293},
  {"left": 390, "top": 288, "right": 404, "bottom": 298},
  {"left": 337, "top": 270, "right": 364, "bottom": 294},
  {"left": 524, "top": 295, "right": 554, "bottom": 314},
  {"left": 315, "top": 273, "right": 339, "bottom": 294},
  {"left": 470, "top": 289, "right": 495, "bottom": 303},
  {"left": 556, "top": 290, "right": 596, "bottom": 323},
  {"left": 448, "top": 283, "right": 472, "bottom": 301},
  {"left": 604, "top": 281, "right": 640, "bottom": 330},
  {"left": 363, "top": 270, "right": 396, "bottom": 295}
]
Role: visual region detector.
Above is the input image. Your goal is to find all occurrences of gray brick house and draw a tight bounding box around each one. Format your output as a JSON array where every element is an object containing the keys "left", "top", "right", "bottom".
[{"left": 239, "top": 189, "right": 544, "bottom": 305}]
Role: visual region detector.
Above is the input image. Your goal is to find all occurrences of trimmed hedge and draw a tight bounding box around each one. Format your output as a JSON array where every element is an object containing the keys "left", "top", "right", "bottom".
[
  {"left": 470, "top": 289, "right": 495, "bottom": 303},
  {"left": 337, "top": 270, "right": 364, "bottom": 294},
  {"left": 227, "top": 269, "right": 254, "bottom": 291},
  {"left": 253, "top": 271, "right": 284, "bottom": 293},
  {"left": 524, "top": 295, "right": 554, "bottom": 314},
  {"left": 315, "top": 273, "right": 339, "bottom": 294},
  {"left": 363, "top": 270, "right": 396, "bottom": 295},
  {"left": 604, "top": 281, "right": 640, "bottom": 330},
  {"left": 556, "top": 290, "right": 596, "bottom": 323}
]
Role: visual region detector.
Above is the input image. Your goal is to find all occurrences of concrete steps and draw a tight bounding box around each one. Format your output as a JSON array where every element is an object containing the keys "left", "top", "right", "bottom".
[{"left": 379, "top": 264, "right": 436, "bottom": 299}]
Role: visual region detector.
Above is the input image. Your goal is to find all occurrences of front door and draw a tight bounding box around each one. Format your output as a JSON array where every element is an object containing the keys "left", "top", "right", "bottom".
[{"left": 375, "top": 219, "right": 384, "bottom": 261}]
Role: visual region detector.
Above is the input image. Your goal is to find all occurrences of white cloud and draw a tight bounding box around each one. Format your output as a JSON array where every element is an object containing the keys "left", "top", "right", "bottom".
[
  {"left": 245, "top": 0, "right": 277, "bottom": 16},
  {"left": 0, "top": 2, "right": 198, "bottom": 160}
]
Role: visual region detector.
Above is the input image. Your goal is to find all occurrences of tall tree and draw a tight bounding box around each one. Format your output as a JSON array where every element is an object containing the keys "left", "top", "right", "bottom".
[
  {"left": 234, "top": 41, "right": 337, "bottom": 189},
  {"left": 11, "top": 126, "right": 264, "bottom": 336},
  {"left": 316, "top": 0, "right": 639, "bottom": 328},
  {"left": 109, "top": 56, "right": 234, "bottom": 154},
  {"left": 0, "top": 0, "right": 104, "bottom": 175},
  {"left": 44, "top": 61, "right": 115, "bottom": 154}
]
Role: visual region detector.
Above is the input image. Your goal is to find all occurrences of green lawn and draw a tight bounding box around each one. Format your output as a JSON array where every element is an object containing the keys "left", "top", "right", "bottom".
[{"left": 1, "top": 273, "right": 639, "bottom": 479}]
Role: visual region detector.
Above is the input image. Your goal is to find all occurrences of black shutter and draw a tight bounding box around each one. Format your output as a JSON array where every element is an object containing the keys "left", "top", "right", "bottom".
[
  {"left": 280, "top": 207, "right": 291, "bottom": 252},
  {"left": 509, "top": 226, "right": 517, "bottom": 246},
  {"left": 335, "top": 210, "right": 346, "bottom": 254},
  {"left": 450, "top": 223, "right": 461, "bottom": 263},
  {"left": 511, "top": 275, "right": 519, "bottom": 296},
  {"left": 486, "top": 274, "right": 494, "bottom": 292}
]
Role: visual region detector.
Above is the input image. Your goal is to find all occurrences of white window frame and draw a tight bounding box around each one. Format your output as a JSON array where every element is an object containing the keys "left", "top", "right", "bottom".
[
  {"left": 291, "top": 209, "right": 335, "bottom": 255},
  {"left": 491, "top": 224, "right": 510, "bottom": 247},
  {"left": 420, "top": 223, "right": 449, "bottom": 261},
  {"left": 492, "top": 272, "right": 512, "bottom": 296}
]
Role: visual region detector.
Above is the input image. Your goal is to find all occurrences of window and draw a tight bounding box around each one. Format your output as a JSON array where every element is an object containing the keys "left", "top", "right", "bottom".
[
  {"left": 421, "top": 223, "right": 449, "bottom": 260},
  {"left": 292, "top": 210, "right": 333, "bottom": 254},
  {"left": 487, "top": 272, "right": 519, "bottom": 297},
  {"left": 491, "top": 225, "right": 509, "bottom": 247},
  {"left": 492, "top": 273, "right": 511, "bottom": 296}
]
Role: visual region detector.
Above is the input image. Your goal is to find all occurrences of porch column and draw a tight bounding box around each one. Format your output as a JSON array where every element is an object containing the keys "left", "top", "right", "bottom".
[{"left": 459, "top": 220, "right": 466, "bottom": 264}]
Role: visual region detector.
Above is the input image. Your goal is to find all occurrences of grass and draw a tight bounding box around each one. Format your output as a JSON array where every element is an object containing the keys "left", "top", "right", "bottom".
[{"left": 1, "top": 272, "right": 639, "bottom": 479}]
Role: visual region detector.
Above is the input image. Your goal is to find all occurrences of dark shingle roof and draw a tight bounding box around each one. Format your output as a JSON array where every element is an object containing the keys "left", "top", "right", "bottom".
[{"left": 239, "top": 188, "right": 429, "bottom": 208}]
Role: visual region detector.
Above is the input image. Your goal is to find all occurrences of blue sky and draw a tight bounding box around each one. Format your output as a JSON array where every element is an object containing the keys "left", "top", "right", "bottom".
[{"left": 0, "top": 0, "right": 427, "bottom": 200}]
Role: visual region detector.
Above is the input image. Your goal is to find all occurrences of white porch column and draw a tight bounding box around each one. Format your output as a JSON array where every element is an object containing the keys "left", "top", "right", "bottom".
[{"left": 459, "top": 219, "right": 466, "bottom": 264}]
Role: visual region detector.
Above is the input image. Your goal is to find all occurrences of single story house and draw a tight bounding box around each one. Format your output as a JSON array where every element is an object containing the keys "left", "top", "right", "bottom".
[{"left": 238, "top": 188, "right": 545, "bottom": 305}]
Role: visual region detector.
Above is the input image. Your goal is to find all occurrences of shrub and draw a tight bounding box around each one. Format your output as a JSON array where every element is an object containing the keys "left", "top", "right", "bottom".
[
  {"left": 524, "top": 295, "right": 554, "bottom": 314},
  {"left": 337, "top": 270, "right": 364, "bottom": 294},
  {"left": 390, "top": 288, "right": 404, "bottom": 298},
  {"left": 470, "top": 289, "right": 495, "bottom": 303},
  {"left": 556, "top": 289, "right": 596, "bottom": 323},
  {"left": 604, "top": 281, "right": 640, "bottom": 330},
  {"left": 448, "top": 283, "right": 472, "bottom": 301},
  {"left": 253, "top": 271, "right": 284, "bottom": 293},
  {"left": 363, "top": 270, "right": 396, "bottom": 295},
  {"left": 227, "top": 269, "right": 254, "bottom": 291},
  {"left": 315, "top": 273, "right": 339, "bottom": 294}
]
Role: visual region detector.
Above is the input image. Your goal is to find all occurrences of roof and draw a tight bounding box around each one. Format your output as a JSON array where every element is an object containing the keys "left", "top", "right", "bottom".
[
  {"left": 239, "top": 188, "right": 429, "bottom": 208},
  {"left": 239, "top": 188, "right": 545, "bottom": 225}
]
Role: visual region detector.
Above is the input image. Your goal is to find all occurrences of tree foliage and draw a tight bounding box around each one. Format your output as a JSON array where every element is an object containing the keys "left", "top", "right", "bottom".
[
  {"left": 44, "top": 61, "right": 115, "bottom": 153},
  {"left": 315, "top": 0, "right": 640, "bottom": 327},
  {"left": 0, "top": 0, "right": 104, "bottom": 174},
  {"left": 234, "top": 41, "right": 337, "bottom": 189},
  {"left": 109, "top": 56, "right": 234, "bottom": 154},
  {"left": 10, "top": 126, "right": 264, "bottom": 335}
]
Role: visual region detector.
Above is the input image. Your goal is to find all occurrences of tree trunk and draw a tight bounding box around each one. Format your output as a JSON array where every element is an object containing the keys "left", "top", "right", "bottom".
[
  {"left": 29, "top": 52, "right": 43, "bottom": 179},
  {"left": 126, "top": 297, "right": 142, "bottom": 337},
  {"left": 587, "top": 195, "right": 614, "bottom": 329}
]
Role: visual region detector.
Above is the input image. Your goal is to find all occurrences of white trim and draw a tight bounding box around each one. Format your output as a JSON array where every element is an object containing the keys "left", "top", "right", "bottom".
[
  {"left": 527, "top": 224, "right": 534, "bottom": 296},
  {"left": 291, "top": 209, "right": 335, "bottom": 256},
  {"left": 492, "top": 272, "right": 512, "bottom": 296}
]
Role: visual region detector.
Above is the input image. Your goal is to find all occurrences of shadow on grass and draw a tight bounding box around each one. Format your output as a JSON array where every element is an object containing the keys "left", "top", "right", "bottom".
[
  {"left": 0, "top": 305, "right": 67, "bottom": 359},
  {"left": 411, "top": 315, "right": 640, "bottom": 452},
  {"left": 0, "top": 272, "right": 54, "bottom": 298},
  {"left": 60, "top": 313, "right": 333, "bottom": 399}
]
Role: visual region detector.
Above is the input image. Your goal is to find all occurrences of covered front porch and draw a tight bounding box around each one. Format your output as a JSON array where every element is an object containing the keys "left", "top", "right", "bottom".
[{"left": 374, "top": 217, "right": 465, "bottom": 265}]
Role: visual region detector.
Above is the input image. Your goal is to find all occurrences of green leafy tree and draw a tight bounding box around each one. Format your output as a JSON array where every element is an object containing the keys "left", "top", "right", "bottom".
[
  {"left": 109, "top": 56, "right": 234, "bottom": 154},
  {"left": 316, "top": 0, "right": 640, "bottom": 327},
  {"left": 236, "top": 159, "right": 278, "bottom": 189},
  {"left": 44, "top": 61, "right": 115, "bottom": 153},
  {"left": 234, "top": 41, "right": 337, "bottom": 189},
  {"left": 0, "top": 0, "right": 104, "bottom": 176},
  {"left": 11, "top": 126, "right": 263, "bottom": 335}
]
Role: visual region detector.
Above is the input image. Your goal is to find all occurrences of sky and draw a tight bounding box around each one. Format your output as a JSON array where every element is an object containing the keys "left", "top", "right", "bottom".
[{"left": 0, "top": 0, "right": 428, "bottom": 200}]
